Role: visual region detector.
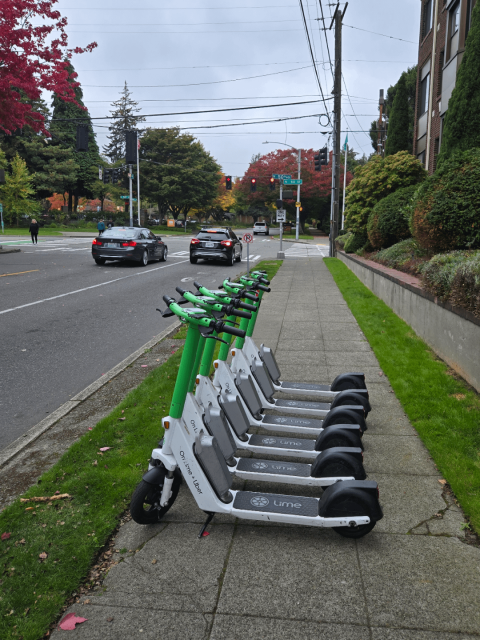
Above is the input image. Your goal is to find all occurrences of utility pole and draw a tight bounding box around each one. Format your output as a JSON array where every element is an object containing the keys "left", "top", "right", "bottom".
[
  {"left": 295, "top": 149, "right": 301, "bottom": 241},
  {"left": 129, "top": 165, "right": 133, "bottom": 227},
  {"left": 329, "top": 4, "right": 344, "bottom": 257},
  {"left": 377, "top": 89, "right": 384, "bottom": 156},
  {"left": 136, "top": 132, "right": 141, "bottom": 226}
]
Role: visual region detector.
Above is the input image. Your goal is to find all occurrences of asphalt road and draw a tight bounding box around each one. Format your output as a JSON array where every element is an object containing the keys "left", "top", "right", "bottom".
[{"left": 0, "top": 231, "right": 284, "bottom": 450}]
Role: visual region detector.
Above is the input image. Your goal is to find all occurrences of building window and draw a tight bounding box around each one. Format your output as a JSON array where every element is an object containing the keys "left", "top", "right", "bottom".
[
  {"left": 437, "top": 49, "right": 445, "bottom": 96},
  {"left": 417, "top": 151, "right": 426, "bottom": 166},
  {"left": 466, "top": 0, "right": 476, "bottom": 38},
  {"left": 448, "top": 1, "right": 461, "bottom": 59},
  {"left": 422, "top": 0, "right": 434, "bottom": 38},
  {"left": 419, "top": 71, "right": 431, "bottom": 115}
]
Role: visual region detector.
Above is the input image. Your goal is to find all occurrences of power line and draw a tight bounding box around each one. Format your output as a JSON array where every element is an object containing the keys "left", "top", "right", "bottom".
[
  {"left": 342, "top": 24, "right": 418, "bottom": 44},
  {"left": 51, "top": 100, "right": 329, "bottom": 121},
  {"left": 298, "top": 0, "right": 330, "bottom": 120},
  {"left": 318, "top": 0, "right": 333, "bottom": 77},
  {"left": 83, "top": 65, "right": 312, "bottom": 88},
  {"left": 59, "top": 4, "right": 301, "bottom": 8},
  {"left": 84, "top": 94, "right": 322, "bottom": 104},
  {"left": 68, "top": 28, "right": 307, "bottom": 33}
]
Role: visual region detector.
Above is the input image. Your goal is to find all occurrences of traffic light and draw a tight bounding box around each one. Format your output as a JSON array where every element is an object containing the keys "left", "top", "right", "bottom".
[
  {"left": 276, "top": 199, "right": 283, "bottom": 209},
  {"left": 112, "top": 168, "right": 120, "bottom": 184},
  {"left": 76, "top": 124, "right": 89, "bottom": 152},
  {"left": 250, "top": 178, "right": 256, "bottom": 193},
  {"left": 125, "top": 130, "right": 137, "bottom": 164},
  {"left": 269, "top": 177, "right": 275, "bottom": 191},
  {"left": 315, "top": 147, "right": 328, "bottom": 171},
  {"left": 225, "top": 175, "right": 232, "bottom": 190},
  {"left": 103, "top": 169, "right": 111, "bottom": 184}
]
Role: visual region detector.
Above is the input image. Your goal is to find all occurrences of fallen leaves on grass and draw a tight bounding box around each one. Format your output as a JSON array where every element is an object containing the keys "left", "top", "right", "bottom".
[
  {"left": 438, "top": 479, "right": 447, "bottom": 486},
  {"left": 58, "top": 613, "right": 88, "bottom": 630},
  {"left": 1, "top": 531, "right": 11, "bottom": 541},
  {"left": 20, "top": 493, "right": 71, "bottom": 503},
  {"left": 99, "top": 447, "right": 112, "bottom": 452},
  {"left": 118, "top": 417, "right": 126, "bottom": 421},
  {"left": 39, "top": 552, "right": 48, "bottom": 560},
  {"left": 92, "top": 460, "right": 98, "bottom": 467}
]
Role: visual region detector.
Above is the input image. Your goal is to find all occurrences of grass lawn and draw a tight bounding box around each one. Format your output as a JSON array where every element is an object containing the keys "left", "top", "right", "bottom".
[
  {"left": 0, "top": 259, "right": 283, "bottom": 639},
  {"left": 1, "top": 228, "right": 63, "bottom": 237},
  {"left": 325, "top": 258, "right": 480, "bottom": 534},
  {"left": 281, "top": 233, "right": 321, "bottom": 241},
  {"left": 0, "top": 345, "right": 183, "bottom": 640}
]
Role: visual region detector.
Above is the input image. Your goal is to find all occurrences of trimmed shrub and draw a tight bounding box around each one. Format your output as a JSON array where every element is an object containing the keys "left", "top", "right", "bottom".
[
  {"left": 373, "top": 238, "right": 428, "bottom": 270},
  {"left": 420, "top": 251, "right": 474, "bottom": 300},
  {"left": 449, "top": 252, "right": 480, "bottom": 318},
  {"left": 344, "top": 151, "right": 426, "bottom": 235},
  {"left": 344, "top": 232, "right": 367, "bottom": 253},
  {"left": 336, "top": 231, "right": 352, "bottom": 248},
  {"left": 411, "top": 149, "right": 480, "bottom": 252},
  {"left": 367, "top": 184, "right": 417, "bottom": 249}
]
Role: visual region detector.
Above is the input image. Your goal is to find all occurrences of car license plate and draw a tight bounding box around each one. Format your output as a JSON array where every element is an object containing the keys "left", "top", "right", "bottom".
[
  {"left": 104, "top": 243, "right": 117, "bottom": 248},
  {"left": 205, "top": 242, "right": 215, "bottom": 248}
]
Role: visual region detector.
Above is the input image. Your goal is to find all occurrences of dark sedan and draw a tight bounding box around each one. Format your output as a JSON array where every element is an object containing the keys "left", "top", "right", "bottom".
[
  {"left": 190, "top": 227, "right": 242, "bottom": 265},
  {"left": 92, "top": 227, "right": 168, "bottom": 266}
]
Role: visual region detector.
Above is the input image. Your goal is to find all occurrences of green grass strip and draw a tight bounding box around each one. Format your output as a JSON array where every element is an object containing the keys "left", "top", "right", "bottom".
[
  {"left": 0, "top": 346, "right": 182, "bottom": 640},
  {"left": 325, "top": 258, "right": 480, "bottom": 533}
]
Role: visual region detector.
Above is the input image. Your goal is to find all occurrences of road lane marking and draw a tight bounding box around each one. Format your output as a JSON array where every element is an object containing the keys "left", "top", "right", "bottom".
[
  {"left": 0, "top": 260, "right": 189, "bottom": 315},
  {"left": 0, "top": 270, "right": 39, "bottom": 278}
]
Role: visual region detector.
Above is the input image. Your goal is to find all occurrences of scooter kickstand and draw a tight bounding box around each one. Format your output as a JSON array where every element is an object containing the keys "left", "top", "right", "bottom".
[{"left": 198, "top": 512, "right": 215, "bottom": 538}]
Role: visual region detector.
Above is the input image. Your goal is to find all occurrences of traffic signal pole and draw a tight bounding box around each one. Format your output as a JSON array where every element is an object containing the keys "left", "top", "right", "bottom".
[
  {"left": 129, "top": 164, "right": 133, "bottom": 227},
  {"left": 136, "top": 133, "right": 141, "bottom": 226},
  {"left": 295, "top": 149, "right": 301, "bottom": 241}
]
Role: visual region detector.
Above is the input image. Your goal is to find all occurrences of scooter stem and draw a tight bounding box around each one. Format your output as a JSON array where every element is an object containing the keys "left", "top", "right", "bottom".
[{"left": 170, "top": 324, "right": 201, "bottom": 419}]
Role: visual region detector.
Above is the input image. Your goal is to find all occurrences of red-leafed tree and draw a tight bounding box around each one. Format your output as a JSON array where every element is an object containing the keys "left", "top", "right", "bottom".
[
  {"left": 0, "top": 0, "right": 96, "bottom": 135},
  {"left": 235, "top": 148, "right": 353, "bottom": 231}
]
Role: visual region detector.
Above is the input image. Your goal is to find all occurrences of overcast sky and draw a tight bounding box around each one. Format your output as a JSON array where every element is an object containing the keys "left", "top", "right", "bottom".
[{"left": 50, "top": 0, "right": 421, "bottom": 176}]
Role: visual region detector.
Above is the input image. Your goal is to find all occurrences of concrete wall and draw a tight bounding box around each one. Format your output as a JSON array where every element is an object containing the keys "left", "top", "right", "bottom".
[{"left": 338, "top": 252, "right": 480, "bottom": 393}]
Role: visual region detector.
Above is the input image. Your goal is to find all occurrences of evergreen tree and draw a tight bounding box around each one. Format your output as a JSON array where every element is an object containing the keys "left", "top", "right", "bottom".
[
  {"left": 369, "top": 66, "right": 417, "bottom": 153},
  {"left": 384, "top": 74, "right": 410, "bottom": 156},
  {"left": 0, "top": 154, "right": 38, "bottom": 225},
  {"left": 103, "top": 82, "right": 145, "bottom": 163},
  {"left": 437, "top": 3, "right": 480, "bottom": 165},
  {"left": 50, "top": 62, "right": 100, "bottom": 210}
]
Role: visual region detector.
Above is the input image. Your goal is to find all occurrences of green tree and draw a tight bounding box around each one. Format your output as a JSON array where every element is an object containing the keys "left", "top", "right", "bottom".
[
  {"left": 345, "top": 150, "right": 426, "bottom": 235},
  {"left": 0, "top": 154, "right": 38, "bottom": 225},
  {"left": 437, "top": 3, "right": 480, "bottom": 165},
  {"left": 103, "top": 82, "right": 145, "bottom": 163},
  {"left": 369, "top": 66, "right": 417, "bottom": 154},
  {"left": 139, "top": 128, "right": 221, "bottom": 219},
  {"left": 20, "top": 138, "right": 79, "bottom": 201},
  {"left": 50, "top": 62, "right": 100, "bottom": 211},
  {"left": 384, "top": 74, "right": 410, "bottom": 156}
]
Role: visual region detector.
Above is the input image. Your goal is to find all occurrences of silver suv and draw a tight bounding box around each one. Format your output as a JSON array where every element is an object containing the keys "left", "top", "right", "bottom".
[{"left": 253, "top": 221, "right": 269, "bottom": 236}]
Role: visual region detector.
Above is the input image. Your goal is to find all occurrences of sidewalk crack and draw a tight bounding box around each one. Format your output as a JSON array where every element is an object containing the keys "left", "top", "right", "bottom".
[{"left": 355, "top": 540, "right": 373, "bottom": 640}]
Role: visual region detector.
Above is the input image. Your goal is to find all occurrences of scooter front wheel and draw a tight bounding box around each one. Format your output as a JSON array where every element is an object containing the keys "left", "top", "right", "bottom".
[{"left": 130, "top": 470, "right": 181, "bottom": 524}]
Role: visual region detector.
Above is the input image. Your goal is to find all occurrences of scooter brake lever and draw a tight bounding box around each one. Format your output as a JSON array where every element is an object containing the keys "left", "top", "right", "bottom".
[
  {"left": 204, "top": 335, "right": 229, "bottom": 345},
  {"left": 157, "top": 308, "right": 175, "bottom": 318}
]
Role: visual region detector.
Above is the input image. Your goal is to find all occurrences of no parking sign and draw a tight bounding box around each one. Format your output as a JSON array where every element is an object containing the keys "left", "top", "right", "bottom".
[
  {"left": 243, "top": 233, "right": 253, "bottom": 243},
  {"left": 242, "top": 233, "right": 253, "bottom": 275}
]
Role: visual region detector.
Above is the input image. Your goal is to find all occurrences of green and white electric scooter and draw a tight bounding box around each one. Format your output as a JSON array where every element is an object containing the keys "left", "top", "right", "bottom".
[
  {"left": 130, "top": 296, "right": 383, "bottom": 539},
  {"left": 174, "top": 289, "right": 365, "bottom": 459}
]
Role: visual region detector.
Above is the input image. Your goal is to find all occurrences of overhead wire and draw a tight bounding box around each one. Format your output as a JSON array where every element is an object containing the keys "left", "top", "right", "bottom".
[{"left": 297, "top": 0, "right": 330, "bottom": 121}]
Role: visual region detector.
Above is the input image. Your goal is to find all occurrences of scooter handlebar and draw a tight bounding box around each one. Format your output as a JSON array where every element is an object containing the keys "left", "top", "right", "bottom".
[
  {"left": 243, "top": 291, "right": 259, "bottom": 302},
  {"left": 163, "top": 294, "right": 175, "bottom": 306},
  {"left": 257, "top": 284, "right": 271, "bottom": 292},
  {"left": 232, "top": 308, "right": 252, "bottom": 319},
  {"left": 219, "top": 323, "right": 246, "bottom": 338},
  {"left": 258, "top": 277, "right": 270, "bottom": 285},
  {"left": 238, "top": 301, "right": 257, "bottom": 312}
]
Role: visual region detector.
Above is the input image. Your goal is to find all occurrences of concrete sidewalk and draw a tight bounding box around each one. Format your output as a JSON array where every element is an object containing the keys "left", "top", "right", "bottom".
[{"left": 52, "top": 258, "right": 480, "bottom": 640}]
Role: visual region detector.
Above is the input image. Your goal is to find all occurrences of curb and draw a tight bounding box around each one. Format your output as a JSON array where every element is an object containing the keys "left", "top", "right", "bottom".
[
  {"left": 0, "top": 247, "right": 21, "bottom": 254},
  {"left": 0, "top": 320, "right": 180, "bottom": 469}
]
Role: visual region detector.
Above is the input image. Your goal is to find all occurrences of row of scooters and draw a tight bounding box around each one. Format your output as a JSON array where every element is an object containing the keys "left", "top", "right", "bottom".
[{"left": 130, "top": 270, "right": 383, "bottom": 538}]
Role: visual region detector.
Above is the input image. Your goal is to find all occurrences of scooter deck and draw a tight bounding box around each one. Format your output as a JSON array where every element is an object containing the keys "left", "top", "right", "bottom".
[
  {"left": 272, "top": 398, "right": 331, "bottom": 414},
  {"left": 261, "top": 414, "right": 324, "bottom": 431},
  {"left": 248, "top": 433, "right": 316, "bottom": 453},
  {"left": 236, "top": 457, "right": 311, "bottom": 477},
  {"left": 234, "top": 491, "right": 319, "bottom": 517},
  {"left": 279, "top": 382, "right": 331, "bottom": 393}
]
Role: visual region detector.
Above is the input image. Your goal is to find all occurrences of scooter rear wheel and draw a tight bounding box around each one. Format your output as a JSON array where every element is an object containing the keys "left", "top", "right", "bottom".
[
  {"left": 130, "top": 469, "right": 181, "bottom": 524},
  {"left": 333, "top": 520, "right": 376, "bottom": 539}
]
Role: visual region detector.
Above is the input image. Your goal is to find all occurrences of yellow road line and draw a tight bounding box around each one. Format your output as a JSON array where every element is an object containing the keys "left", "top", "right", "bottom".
[{"left": 0, "top": 270, "right": 39, "bottom": 278}]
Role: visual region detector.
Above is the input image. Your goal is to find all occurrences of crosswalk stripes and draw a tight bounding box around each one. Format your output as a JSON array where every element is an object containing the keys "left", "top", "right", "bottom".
[{"left": 284, "top": 245, "right": 329, "bottom": 258}]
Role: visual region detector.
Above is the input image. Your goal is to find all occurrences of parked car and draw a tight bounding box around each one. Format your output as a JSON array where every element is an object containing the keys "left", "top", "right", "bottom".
[
  {"left": 253, "top": 221, "right": 269, "bottom": 235},
  {"left": 92, "top": 227, "right": 167, "bottom": 266},
  {"left": 190, "top": 227, "right": 242, "bottom": 265}
]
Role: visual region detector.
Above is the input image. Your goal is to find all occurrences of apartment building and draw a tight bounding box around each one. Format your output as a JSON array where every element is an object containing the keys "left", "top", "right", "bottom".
[{"left": 413, "top": 0, "right": 476, "bottom": 173}]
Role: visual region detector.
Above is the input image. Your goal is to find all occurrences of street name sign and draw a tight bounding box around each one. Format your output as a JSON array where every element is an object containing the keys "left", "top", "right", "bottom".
[
  {"left": 272, "top": 174, "right": 291, "bottom": 180},
  {"left": 283, "top": 179, "right": 302, "bottom": 185}
]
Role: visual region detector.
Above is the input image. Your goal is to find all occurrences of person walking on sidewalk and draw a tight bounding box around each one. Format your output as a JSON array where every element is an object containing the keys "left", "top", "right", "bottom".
[
  {"left": 97, "top": 219, "right": 106, "bottom": 236},
  {"left": 29, "top": 219, "right": 39, "bottom": 244}
]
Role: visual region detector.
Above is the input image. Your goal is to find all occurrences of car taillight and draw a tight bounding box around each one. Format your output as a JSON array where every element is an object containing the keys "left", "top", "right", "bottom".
[
  {"left": 191, "top": 238, "right": 200, "bottom": 245},
  {"left": 221, "top": 240, "right": 233, "bottom": 247},
  {"left": 121, "top": 241, "right": 137, "bottom": 247},
  {"left": 92, "top": 238, "right": 101, "bottom": 245}
]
